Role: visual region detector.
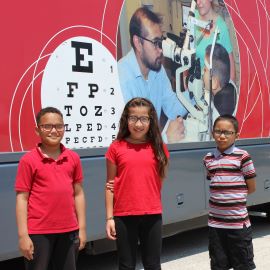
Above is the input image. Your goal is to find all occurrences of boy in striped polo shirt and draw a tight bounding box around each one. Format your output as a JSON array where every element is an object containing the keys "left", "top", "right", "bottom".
[{"left": 204, "top": 115, "right": 256, "bottom": 270}]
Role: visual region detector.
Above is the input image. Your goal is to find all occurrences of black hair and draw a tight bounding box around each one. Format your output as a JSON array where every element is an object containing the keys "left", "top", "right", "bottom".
[
  {"left": 117, "top": 97, "right": 168, "bottom": 178},
  {"left": 36, "top": 107, "right": 63, "bottom": 125},
  {"left": 213, "top": 114, "right": 239, "bottom": 132},
  {"left": 205, "top": 43, "right": 230, "bottom": 88},
  {"left": 129, "top": 7, "right": 163, "bottom": 50}
]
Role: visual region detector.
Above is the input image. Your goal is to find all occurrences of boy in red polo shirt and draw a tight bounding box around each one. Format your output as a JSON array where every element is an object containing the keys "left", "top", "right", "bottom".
[{"left": 15, "top": 107, "right": 86, "bottom": 270}]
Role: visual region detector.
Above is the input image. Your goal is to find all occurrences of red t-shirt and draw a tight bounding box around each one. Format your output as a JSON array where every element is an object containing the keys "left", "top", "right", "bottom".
[
  {"left": 105, "top": 140, "right": 169, "bottom": 216},
  {"left": 15, "top": 144, "right": 83, "bottom": 234}
]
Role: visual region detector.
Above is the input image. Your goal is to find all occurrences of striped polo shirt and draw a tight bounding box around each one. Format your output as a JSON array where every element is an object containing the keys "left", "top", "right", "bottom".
[{"left": 203, "top": 144, "right": 256, "bottom": 229}]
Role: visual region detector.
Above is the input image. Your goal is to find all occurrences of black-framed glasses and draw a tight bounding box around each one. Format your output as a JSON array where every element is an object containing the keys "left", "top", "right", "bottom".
[
  {"left": 137, "top": 35, "right": 165, "bottom": 49},
  {"left": 213, "top": 129, "right": 236, "bottom": 137},
  {"left": 128, "top": 116, "right": 150, "bottom": 125},
  {"left": 39, "top": 124, "right": 65, "bottom": 132}
]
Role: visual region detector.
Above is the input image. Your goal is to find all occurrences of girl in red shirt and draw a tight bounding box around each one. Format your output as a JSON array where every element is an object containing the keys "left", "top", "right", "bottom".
[{"left": 105, "top": 97, "right": 169, "bottom": 270}]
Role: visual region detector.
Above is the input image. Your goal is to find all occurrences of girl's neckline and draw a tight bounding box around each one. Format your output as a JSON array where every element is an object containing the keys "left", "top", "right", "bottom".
[{"left": 124, "top": 137, "right": 149, "bottom": 145}]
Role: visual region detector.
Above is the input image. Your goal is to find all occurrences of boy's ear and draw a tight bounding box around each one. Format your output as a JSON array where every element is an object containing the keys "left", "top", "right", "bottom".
[
  {"left": 235, "top": 132, "right": 240, "bottom": 139},
  {"left": 212, "top": 76, "right": 219, "bottom": 91}
]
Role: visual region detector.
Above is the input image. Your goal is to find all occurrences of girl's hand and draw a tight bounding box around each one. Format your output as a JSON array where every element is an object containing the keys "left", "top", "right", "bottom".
[
  {"left": 106, "top": 179, "right": 114, "bottom": 193},
  {"left": 19, "top": 235, "right": 34, "bottom": 261},
  {"left": 78, "top": 228, "right": 87, "bottom": 250},
  {"left": 106, "top": 219, "right": 117, "bottom": 240}
]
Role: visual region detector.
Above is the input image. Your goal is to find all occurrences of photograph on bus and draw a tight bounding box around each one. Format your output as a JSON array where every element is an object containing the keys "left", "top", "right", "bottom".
[{"left": 116, "top": 0, "right": 240, "bottom": 143}]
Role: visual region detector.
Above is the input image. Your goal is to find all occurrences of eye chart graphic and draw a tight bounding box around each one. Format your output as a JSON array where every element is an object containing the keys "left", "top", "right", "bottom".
[
  {"left": 1, "top": 0, "right": 124, "bottom": 151},
  {"left": 41, "top": 36, "right": 122, "bottom": 148}
]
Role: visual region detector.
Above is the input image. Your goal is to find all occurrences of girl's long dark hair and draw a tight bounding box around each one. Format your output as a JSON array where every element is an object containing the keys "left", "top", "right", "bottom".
[{"left": 117, "top": 98, "right": 168, "bottom": 178}]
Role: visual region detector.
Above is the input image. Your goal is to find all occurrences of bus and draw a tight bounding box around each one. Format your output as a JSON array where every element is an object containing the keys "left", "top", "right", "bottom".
[{"left": 0, "top": 0, "right": 270, "bottom": 261}]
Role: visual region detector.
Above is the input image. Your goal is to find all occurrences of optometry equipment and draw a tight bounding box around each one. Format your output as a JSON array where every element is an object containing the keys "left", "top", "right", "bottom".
[{"left": 162, "top": 0, "right": 218, "bottom": 142}]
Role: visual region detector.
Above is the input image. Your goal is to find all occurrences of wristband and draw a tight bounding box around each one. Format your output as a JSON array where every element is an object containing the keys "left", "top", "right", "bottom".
[{"left": 106, "top": 216, "right": 114, "bottom": 221}]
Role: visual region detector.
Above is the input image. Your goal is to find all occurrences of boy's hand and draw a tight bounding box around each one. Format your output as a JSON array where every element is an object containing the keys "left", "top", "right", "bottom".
[
  {"left": 19, "top": 235, "right": 34, "bottom": 260},
  {"left": 106, "top": 220, "right": 116, "bottom": 240},
  {"left": 166, "top": 118, "right": 185, "bottom": 143},
  {"left": 78, "top": 228, "right": 87, "bottom": 250},
  {"left": 106, "top": 179, "right": 114, "bottom": 193}
]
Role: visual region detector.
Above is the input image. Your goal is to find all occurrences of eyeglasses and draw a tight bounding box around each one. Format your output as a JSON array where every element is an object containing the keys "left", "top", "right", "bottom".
[
  {"left": 213, "top": 129, "right": 236, "bottom": 137},
  {"left": 39, "top": 124, "right": 65, "bottom": 132},
  {"left": 128, "top": 116, "right": 150, "bottom": 125},
  {"left": 137, "top": 35, "right": 165, "bottom": 49}
]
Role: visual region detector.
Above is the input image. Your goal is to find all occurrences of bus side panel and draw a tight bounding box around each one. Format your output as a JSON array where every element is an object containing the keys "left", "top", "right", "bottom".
[
  {"left": 241, "top": 145, "right": 270, "bottom": 206},
  {"left": 0, "top": 164, "right": 20, "bottom": 260},
  {"left": 1, "top": 143, "right": 270, "bottom": 260},
  {"left": 162, "top": 149, "right": 207, "bottom": 225},
  {"left": 80, "top": 157, "right": 107, "bottom": 240}
]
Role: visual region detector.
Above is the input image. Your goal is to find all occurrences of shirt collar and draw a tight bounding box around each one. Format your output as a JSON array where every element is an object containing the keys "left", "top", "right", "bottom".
[
  {"left": 213, "top": 144, "right": 236, "bottom": 158},
  {"left": 129, "top": 49, "right": 143, "bottom": 78},
  {"left": 36, "top": 143, "right": 67, "bottom": 161}
]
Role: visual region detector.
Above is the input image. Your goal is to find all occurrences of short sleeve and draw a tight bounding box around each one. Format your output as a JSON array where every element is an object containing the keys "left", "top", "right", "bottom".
[
  {"left": 105, "top": 142, "right": 117, "bottom": 164},
  {"left": 15, "top": 157, "right": 34, "bottom": 192},
  {"left": 241, "top": 152, "right": 256, "bottom": 180},
  {"left": 203, "top": 155, "right": 212, "bottom": 180},
  {"left": 71, "top": 152, "right": 84, "bottom": 183}
]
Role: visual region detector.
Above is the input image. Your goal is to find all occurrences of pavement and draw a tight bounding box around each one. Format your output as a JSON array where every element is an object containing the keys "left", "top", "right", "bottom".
[{"left": 75, "top": 216, "right": 270, "bottom": 270}]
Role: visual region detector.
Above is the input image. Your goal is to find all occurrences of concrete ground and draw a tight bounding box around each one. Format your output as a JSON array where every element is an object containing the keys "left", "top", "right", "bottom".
[
  {"left": 76, "top": 216, "right": 270, "bottom": 270},
  {"left": 151, "top": 217, "right": 270, "bottom": 270}
]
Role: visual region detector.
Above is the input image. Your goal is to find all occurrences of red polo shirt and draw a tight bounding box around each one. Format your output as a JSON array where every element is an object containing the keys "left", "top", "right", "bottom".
[
  {"left": 15, "top": 144, "right": 83, "bottom": 234},
  {"left": 106, "top": 140, "right": 169, "bottom": 216}
]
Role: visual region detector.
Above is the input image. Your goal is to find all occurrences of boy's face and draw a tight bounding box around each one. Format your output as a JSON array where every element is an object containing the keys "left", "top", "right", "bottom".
[
  {"left": 35, "top": 113, "right": 64, "bottom": 147},
  {"left": 212, "top": 120, "right": 239, "bottom": 152}
]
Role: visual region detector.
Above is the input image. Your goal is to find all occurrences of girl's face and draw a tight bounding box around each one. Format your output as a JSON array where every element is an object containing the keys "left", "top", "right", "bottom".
[
  {"left": 197, "top": 0, "right": 213, "bottom": 17},
  {"left": 127, "top": 106, "right": 150, "bottom": 141}
]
